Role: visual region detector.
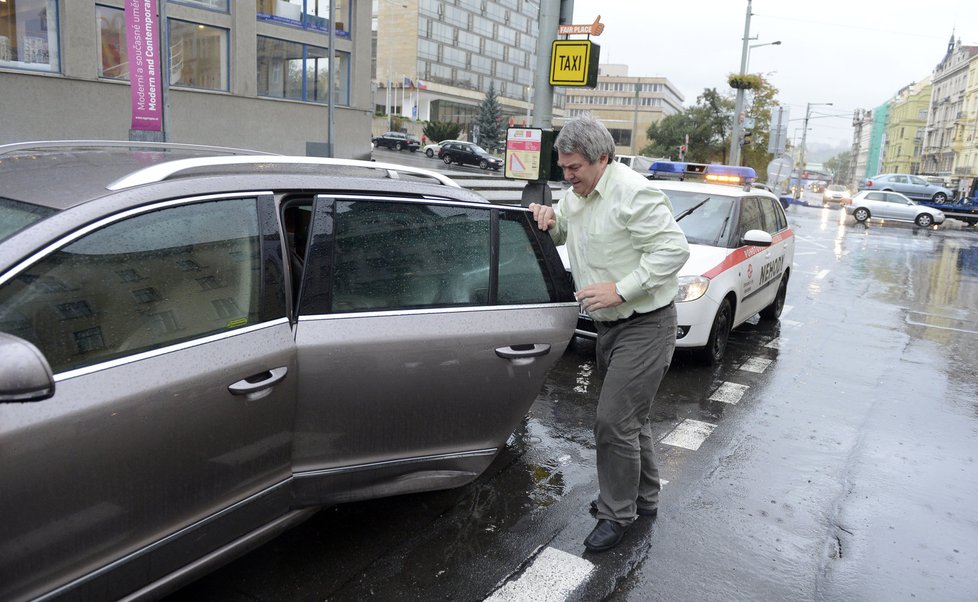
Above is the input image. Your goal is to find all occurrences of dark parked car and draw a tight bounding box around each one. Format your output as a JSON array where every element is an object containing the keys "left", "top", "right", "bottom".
[
  {"left": 859, "top": 173, "right": 952, "bottom": 203},
  {"left": 439, "top": 141, "right": 503, "bottom": 170},
  {"left": 0, "top": 141, "right": 576, "bottom": 601},
  {"left": 371, "top": 131, "right": 420, "bottom": 151}
]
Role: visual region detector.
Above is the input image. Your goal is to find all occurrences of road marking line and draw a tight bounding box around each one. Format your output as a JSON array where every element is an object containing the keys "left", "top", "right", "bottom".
[
  {"left": 661, "top": 419, "right": 716, "bottom": 450},
  {"left": 816, "top": 269, "right": 830, "bottom": 280},
  {"left": 782, "top": 319, "right": 802, "bottom": 329},
  {"left": 710, "top": 382, "right": 750, "bottom": 404},
  {"left": 739, "top": 357, "right": 772, "bottom": 373},
  {"left": 781, "top": 304, "right": 794, "bottom": 317},
  {"left": 765, "top": 337, "right": 783, "bottom": 349},
  {"left": 485, "top": 546, "right": 594, "bottom": 602}
]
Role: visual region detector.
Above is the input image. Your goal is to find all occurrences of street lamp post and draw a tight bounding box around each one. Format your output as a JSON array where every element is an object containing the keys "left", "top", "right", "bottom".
[
  {"left": 798, "top": 102, "right": 833, "bottom": 176},
  {"left": 746, "top": 40, "right": 781, "bottom": 73},
  {"left": 728, "top": 0, "right": 753, "bottom": 166}
]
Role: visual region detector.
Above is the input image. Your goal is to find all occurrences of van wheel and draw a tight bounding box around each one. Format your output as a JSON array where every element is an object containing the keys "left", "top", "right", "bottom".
[
  {"left": 760, "top": 274, "right": 788, "bottom": 321},
  {"left": 694, "top": 298, "right": 732, "bottom": 365}
]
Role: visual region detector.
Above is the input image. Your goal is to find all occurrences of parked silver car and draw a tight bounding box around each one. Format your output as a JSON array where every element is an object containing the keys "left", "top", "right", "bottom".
[
  {"left": 859, "top": 173, "right": 952, "bottom": 203},
  {"left": 0, "top": 141, "right": 577, "bottom": 601},
  {"left": 845, "top": 190, "right": 946, "bottom": 227}
]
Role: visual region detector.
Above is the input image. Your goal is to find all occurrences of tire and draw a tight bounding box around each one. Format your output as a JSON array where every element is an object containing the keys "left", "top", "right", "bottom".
[
  {"left": 694, "top": 298, "right": 732, "bottom": 366},
  {"left": 853, "top": 207, "right": 870, "bottom": 222},
  {"left": 443, "top": 155, "right": 453, "bottom": 165},
  {"left": 915, "top": 213, "right": 934, "bottom": 228},
  {"left": 760, "top": 273, "right": 788, "bottom": 321},
  {"left": 932, "top": 192, "right": 948, "bottom": 203},
  {"left": 409, "top": 147, "right": 417, "bottom": 153},
  {"left": 425, "top": 148, "right": 434, "bottom": 158},
  {"left": 394, "top": 142, "right": 403, "bottom": 151},
  {"left": 479, "top": 159, "right": 489, "bottom": 170}
]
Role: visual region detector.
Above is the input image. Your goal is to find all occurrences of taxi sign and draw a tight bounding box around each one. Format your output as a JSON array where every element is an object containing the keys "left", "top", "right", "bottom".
[{"left": 550, "top": 40, "right": 599, "bottom": 87}]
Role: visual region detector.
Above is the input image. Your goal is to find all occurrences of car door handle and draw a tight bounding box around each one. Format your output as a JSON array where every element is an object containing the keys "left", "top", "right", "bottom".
[
  {"left": 495, "top": 344, "right": 551, "bottom": 360},
  {"left": 228, "top": 367, "right": 288, "bottom": 396}
]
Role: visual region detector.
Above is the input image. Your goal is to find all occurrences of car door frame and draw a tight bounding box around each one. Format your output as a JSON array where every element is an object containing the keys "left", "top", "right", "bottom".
[{"left": 0, "top": 192, "right": 299, "bottom": 602}]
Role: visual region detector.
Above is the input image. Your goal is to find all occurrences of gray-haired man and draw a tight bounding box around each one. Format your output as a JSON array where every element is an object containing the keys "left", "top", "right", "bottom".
[{"left": 530, "top": 115, "right": 689, "bottom": 552}]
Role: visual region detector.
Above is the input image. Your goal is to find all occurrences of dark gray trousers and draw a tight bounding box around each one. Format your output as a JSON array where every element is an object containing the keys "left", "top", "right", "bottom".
[{"left": 592, "top": 302, "right": 677, "bottom": 524}]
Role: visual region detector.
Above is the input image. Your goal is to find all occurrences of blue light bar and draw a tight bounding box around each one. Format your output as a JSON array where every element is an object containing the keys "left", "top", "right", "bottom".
[{"left": 649, "top": 161, "right": 756, "bottom": 184}]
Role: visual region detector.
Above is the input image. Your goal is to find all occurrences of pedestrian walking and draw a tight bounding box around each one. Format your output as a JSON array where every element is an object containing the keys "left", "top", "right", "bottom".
[{"left": 529, "top": 114, "right": 689, "bottom": 552}]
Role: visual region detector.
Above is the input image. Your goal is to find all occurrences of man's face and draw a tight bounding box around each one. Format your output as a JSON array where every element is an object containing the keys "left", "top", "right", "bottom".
[{"left": 557, "top": 151, "right": 609, "bottom": 197}]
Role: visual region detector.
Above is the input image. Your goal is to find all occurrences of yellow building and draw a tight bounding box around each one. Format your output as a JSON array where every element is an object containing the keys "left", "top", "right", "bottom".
[{"left": 881, "top": 78, "right": 931, "bottom": 174}]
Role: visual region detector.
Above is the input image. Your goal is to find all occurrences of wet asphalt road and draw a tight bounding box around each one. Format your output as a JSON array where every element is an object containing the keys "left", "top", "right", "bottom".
[{"left": 169, "top": 167, "right": 978, "bottom": 601}]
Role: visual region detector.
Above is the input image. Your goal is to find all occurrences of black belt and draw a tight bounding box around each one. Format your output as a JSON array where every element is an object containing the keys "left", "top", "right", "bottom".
[{"left": 595, "top": 302, "right": 673, "bottom": 328}]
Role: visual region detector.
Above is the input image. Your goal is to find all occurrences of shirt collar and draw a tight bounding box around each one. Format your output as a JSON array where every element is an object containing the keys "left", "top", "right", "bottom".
[{"left": 584, "top": 159, "right": 617, "bottom": 201}]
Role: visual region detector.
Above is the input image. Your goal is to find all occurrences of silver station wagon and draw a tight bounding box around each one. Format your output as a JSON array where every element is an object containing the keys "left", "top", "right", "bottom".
[{"left": 0, "top": 141, "right": 577, "bottom": 601}]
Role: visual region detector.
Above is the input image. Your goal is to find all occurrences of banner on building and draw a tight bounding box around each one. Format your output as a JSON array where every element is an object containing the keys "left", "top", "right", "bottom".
[{"left": 125, "top": 0, "right": 163, "bottom": 132}]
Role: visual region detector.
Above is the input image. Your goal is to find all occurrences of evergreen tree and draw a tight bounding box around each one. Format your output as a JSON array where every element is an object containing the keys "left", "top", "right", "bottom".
[{"left": 475, "top": 83, "right": 503, "bottom": 152}]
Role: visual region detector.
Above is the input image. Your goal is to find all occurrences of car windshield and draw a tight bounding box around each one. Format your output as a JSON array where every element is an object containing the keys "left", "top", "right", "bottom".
[
  {"left": 828, "top": 185, "right": 846, "bottom": 191},
  {"left": 660, "top": 190, "right": 736, "bottom": 246},
  {"left": 0, "top": 197, "right": 57, "bottom": 242}
]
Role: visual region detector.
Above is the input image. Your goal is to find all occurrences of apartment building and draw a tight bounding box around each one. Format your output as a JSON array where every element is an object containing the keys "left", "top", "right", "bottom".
[
  {"left": 881, "top": 78, "right": 931, "bottom": 175},
  {"left": 921, "top": 36, "right": 978, "bottom": 176},
  {"left": 563, "top": 63, "right": 683, "bottom": 156}
]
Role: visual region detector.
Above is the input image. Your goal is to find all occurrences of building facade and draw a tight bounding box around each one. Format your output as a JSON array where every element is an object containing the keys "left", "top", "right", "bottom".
[
  {"left": 881, "top": 78, "right": 931, "bottom": 175},
  {"left": 1, "top": 1, "right": 373, "bottom": 157},
  {"left": 921, "top": 36, "right": 978, "bottom": 177},
  {"left": 374, "top": 0, "right": 565, "bottom": 140},
  {"left": 563, "top": 63, "right": 683, "bottom": 157},
  {"left": 951, "top": 54, "right": 978, "bottom": 195}
]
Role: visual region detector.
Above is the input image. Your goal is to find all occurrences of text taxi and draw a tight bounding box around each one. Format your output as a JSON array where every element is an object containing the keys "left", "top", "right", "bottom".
[{"left": 568, "top": 161, "right": 794, "bottom": 365}]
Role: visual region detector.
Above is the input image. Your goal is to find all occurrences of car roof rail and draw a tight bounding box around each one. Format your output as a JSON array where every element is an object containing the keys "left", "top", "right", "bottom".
[
  {"left": 0, "top": 139, "right": 274, "bottom": 157},
  {"left": 106, "top": 156, "right": 462, "bottom": 190}
]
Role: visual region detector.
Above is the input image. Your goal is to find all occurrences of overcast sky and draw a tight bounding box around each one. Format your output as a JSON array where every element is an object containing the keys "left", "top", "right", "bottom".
[{"left": 570, "top": 0, "right": 978, "bottom": 155}]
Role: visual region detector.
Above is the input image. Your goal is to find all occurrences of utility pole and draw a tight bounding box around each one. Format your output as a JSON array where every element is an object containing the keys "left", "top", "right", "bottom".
[{"left": 728, "top": 0, "right": 752, "bottom": 166}]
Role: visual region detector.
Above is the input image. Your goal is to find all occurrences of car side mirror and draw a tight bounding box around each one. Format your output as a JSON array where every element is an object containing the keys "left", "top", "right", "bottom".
[
  {"left": 742, "top": 229, "right": 773, "bottom": 248},
  {"left": 0, "top": 333, "right": 55, "bottom": 403}
]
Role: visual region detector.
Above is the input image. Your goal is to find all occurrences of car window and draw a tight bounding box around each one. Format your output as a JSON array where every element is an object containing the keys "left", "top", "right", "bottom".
[
  {"left": 909, "top": 176, "right": 927, "bottom": 186},
  {"left": 890, "top": 175, "right": 908, "bottom": 184},
  {"left": 758, "top": 197, "right": 786, "bottom": 233},
  {"left": 0, "top": 197, "right": 57, "bottom": 243},
  {"left": 883, "top": 193, "right": 906, "bottom": 204},
  {"left": 866, "top": 192, "right": 885, "bottom": 201},
  {"left": 738, "top": 197, "right": 764, "bottom": 239},
  {"left": 0, "top": 198, "right": 263, "bottom": 374},
  {"left": 299, "top": 199, "right": 561, "bottom": 314},
  {"left": 659, "top": 189, "right": 736, "bottom": 247}
]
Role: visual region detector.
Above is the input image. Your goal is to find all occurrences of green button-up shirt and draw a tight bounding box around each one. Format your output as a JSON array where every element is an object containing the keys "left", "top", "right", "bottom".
[{"left": 549, "top": 160, "right": 690, "bottom": 322}]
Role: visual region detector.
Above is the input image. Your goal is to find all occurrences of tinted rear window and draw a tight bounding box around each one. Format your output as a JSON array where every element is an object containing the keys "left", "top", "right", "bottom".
[{"left": 0, "top": 198, "right": 56, "bottom": 242}]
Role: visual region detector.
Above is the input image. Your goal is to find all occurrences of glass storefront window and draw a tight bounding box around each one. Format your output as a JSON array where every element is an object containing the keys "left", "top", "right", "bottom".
[
  {"left": 170, "top": 0, "right": 229, "bottom": 11},
  {"left": 96, "top": 5, "right": 126, "bottom": 79},
  {"left": 169, "top": 19, "right": 229, "bottom": 91},
  {"left": 257, "top": 36, "right": 348, "bottom": 105},
  {"left": 256, "top": 0, "right": 351, "bottom": 38},
  {"left": 0, "top": 0, "right": 60, "bottom": 72}
]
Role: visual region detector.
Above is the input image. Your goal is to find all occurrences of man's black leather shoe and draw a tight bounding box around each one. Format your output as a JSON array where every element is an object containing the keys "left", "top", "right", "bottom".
[
  {"left": 584, "top": 519, "right": 627, "bottom": 552},
  {"left": 589, "top": 499, "right": 658, "bottom": 518}
]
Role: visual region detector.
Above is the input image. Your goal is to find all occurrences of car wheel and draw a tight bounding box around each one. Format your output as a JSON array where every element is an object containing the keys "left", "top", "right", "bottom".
[
  {"left": 395, "top": 142, "right": 403, "bottom": 151},
  {"left": 932, "top": 192, "right": 948, "bottom": 203},
  {"left": 760, "top": 273, "right": 788, "bottom": 321},
  {"left": 853, "top": 207, "right": 870, "bottom": 222},
  {"left": 915, "top": 213, "right": 934, "bottom": 228},
  {"left": 694, "top": 298, "right": 732, "bottom": 366},
  {"left": 426, "top": 148, "right": 434, "bottom": 158},
  {"left": 479, "top": 159, "right": 489, "bottom": 170},
  {"left": 443, "top": 155, "right": 453, "bottom": 165}
]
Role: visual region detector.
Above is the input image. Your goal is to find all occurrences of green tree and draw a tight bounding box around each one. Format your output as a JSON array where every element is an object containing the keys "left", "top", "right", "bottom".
[
  {"left": 741, "top": 76, "right": 781, "bottom": 181},
  {"left": 824, "top": 150, "right": 852, "bottom": 184},
  {"left": 475, "top": 82, "right": 503, "bottom": 152},
  {"left": 423, "top": 121, "right": 462, "bottom": 142},
  {"left": 642, "top": 88, "right": 733, "bottom": 163}
]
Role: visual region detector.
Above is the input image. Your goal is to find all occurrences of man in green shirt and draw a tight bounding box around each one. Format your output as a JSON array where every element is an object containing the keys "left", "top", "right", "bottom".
[{"left": 530, "top": 115, "right": 689, "bottom": 552}]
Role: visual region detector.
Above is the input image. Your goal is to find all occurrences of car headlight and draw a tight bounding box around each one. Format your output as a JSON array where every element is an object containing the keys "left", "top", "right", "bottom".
[{"left": 675, "top": 275, "right": 710, "bottom": 302}]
